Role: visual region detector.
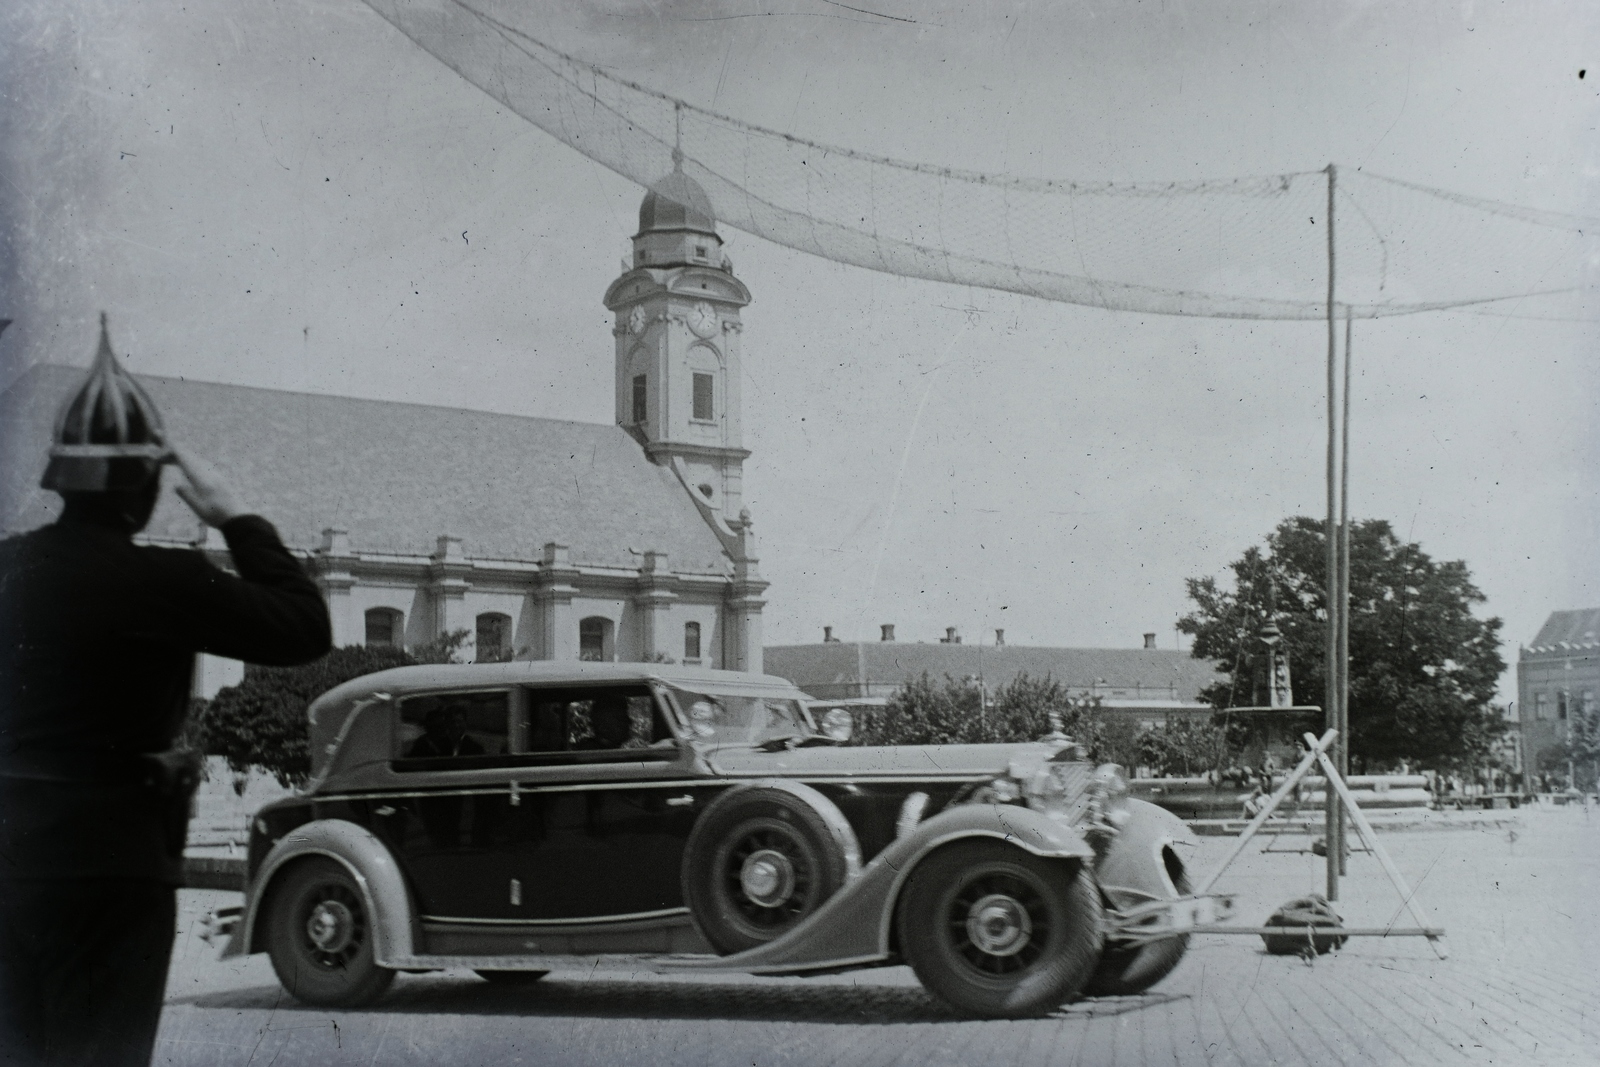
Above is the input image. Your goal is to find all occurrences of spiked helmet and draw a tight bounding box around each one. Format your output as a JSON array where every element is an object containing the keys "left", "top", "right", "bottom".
[{"left": 41, "top": 314, "right": 170, "bottom": 492}]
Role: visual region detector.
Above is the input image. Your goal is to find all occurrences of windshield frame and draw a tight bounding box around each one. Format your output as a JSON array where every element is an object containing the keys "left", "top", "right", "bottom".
[{"left": 658, "top": 684, "right": 820, "bottom": 747}]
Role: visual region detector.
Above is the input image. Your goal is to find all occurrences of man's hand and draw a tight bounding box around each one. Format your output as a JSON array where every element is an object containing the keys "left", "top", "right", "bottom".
[{"left": 172, "top": 448, "right": 245, "bottom": 528}]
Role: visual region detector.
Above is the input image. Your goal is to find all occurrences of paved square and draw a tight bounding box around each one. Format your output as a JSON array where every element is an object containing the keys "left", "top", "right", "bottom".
[{"left": 156, "top": 806, "right": 1600, "bottom": 1066}]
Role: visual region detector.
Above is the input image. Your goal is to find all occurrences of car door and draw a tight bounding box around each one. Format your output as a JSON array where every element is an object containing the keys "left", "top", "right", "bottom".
[
  {"left": 374, "top": 687, "right": 519, "bottom": 919},
  {"left": 496, "top": 685, "right": 723, "bottom": 922}
]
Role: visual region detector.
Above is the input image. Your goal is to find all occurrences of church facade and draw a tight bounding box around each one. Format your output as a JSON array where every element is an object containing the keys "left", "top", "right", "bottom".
[{"left": 0, "top": 174, "right": 767, "bottom": 694}]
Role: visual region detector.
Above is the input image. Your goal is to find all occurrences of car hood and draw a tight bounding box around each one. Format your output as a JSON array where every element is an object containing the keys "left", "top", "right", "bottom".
[{"left": 704, "top": 742, "right": 1055, "bottom": 780}]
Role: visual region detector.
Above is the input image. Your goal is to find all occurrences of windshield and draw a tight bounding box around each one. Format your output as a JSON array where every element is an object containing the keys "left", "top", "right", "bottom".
[{"left": 665, "top": 688, "right": 815, "bottom": 746}]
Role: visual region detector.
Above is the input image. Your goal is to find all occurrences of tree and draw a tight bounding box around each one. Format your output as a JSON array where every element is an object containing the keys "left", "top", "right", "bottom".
[
  {"left": 195, "top": 644, "right": 418, "bottom": 787},
  {"left": 855, "top": 672, "right": 1109, "bottom": 754},
  {"left": 1178, "top": 517, "right": 1506, "bottom": 770},
  {"left": 1134, "top": 718, "right": 1236, "bottom": 778}
]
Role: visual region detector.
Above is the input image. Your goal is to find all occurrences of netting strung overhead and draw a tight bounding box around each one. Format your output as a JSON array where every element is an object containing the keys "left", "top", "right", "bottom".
[{"left": 363, "top": 0, "right": 1598, "bottom": 322}]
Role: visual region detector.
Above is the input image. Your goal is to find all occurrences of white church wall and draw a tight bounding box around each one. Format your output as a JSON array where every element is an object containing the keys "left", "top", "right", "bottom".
[
  {"left": 191, "top": 653, "right": 246, "bottom": 699},
  {"left": 515, "top": 596, "right": 543, "bottom": 661}
]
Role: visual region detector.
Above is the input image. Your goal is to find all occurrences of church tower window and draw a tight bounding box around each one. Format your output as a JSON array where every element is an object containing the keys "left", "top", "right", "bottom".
[
  {"left": 692, "top": 373, "right": 714, "bottom": 421},
  {"left": 632, "top": 375, "right": 648, "bottom": 425},
  {"left": 684, "top": 621, "right": 702, "bottom": 662}
]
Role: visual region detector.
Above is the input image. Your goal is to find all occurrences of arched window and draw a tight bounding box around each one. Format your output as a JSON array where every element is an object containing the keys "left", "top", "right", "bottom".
[
  {"left": 683, "top": 621, "right": 702, "bottom": 662},
  {"left": 687, "top": 343, "right": 721, "bottom": 424},
  {"left": 476, "top": 612, "right": 512, "bottom": 663},
  {"left": 365, "top": 607, "right": 403, "bottom": 649},
  {"left": 579, "top": 616, "right": 614, "bottom": 662}
]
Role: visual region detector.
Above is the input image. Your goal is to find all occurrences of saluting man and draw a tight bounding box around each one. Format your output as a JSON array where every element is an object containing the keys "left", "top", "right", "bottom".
[{"left": 0, "top": 317, "right": 333, "bottom": 1066}]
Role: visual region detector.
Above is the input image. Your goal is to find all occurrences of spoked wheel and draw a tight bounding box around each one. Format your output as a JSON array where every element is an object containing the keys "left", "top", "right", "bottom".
[
  {"left": 898, "top": 840, "right": 1103, "bottom": 1018},
  {"left": 1085, "top": 848, "right": 1192, "bottom": 997},
  {"left": 265, "top": 858, "right": 395, "bottom": 1007},
  {"left": 683, "top": 786, "right": 854, "bottom": 954}
]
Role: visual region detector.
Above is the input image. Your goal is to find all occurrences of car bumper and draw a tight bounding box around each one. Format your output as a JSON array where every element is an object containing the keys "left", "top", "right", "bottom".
[{"left": 1106, "top": 894, "right": 1235, "bottom": 945}]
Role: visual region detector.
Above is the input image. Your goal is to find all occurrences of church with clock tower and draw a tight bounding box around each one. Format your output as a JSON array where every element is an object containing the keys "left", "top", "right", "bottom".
[
  {"left": 0, "top": 170, "right": 769, "bottom": 693},
  {"left": 606, "top": 167, "right": 753, "bottom": 526}
]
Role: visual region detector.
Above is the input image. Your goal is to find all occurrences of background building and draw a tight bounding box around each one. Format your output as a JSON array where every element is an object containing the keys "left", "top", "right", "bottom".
[
  {"left": 0, "top": 175, "right": 767, "bottom": 694},
  {"left": 1517, "top": 608, "right": 1600, "bottom": 775},
  {"left": 766, "top": 627, "right": 1224, "bottom": 730}
]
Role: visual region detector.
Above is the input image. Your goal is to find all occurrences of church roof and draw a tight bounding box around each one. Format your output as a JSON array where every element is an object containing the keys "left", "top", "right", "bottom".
[
  {"left": 1, "top": 364, "right": 731, "bottom": 574},
  {"left": 637, "top": 170, "right": 718, "bottom": 237},
  {"left": 763, "top": 641, "right": 1225, "bottom": 702},
  {"left": 1525, "top": 608, "right": 1600, "bottom": 655}
]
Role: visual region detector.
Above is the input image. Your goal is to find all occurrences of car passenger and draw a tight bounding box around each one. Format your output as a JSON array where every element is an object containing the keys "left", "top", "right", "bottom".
[
  {"left": 407, "top": 706, "right": 485, "bottom": 758},
  {"left": 577, "top": 696, "right": 642, "bottom": 750}
]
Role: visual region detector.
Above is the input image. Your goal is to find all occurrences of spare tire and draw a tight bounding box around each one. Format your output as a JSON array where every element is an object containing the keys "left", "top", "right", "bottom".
[
  {"left": 1085, "top": 847, "right": 1191, "bottom": 996},
  {"left": 682, "top": 782, "right": 860, "bottom": 954}
]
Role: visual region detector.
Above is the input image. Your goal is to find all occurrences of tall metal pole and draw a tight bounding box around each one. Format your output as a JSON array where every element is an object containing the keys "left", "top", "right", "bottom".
[
  {"left": 1324, "top": 163, "right": 1340, "bottom": 901},
  {"left": 1337, "top": 307, "right": 1353, "bottom": 876}
]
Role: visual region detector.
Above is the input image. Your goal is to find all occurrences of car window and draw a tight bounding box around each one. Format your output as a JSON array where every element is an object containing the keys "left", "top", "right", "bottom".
[
  {"left": 515, "top": 688, "right": 675, "bottom": 754},
  {"left": 395, "top": 690, "right": 510, "bottom": 759},
  {"left": 666, "top": 688, "right": 814, "bottom": 745}
]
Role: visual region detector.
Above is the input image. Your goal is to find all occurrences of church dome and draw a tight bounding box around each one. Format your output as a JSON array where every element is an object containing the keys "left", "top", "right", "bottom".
[{"left": 637, "top": 169, "right": 718, "bottom": 237}]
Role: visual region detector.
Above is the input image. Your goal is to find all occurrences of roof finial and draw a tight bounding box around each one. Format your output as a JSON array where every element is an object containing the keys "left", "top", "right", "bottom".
[
  {"left": 95, "top": 311, "right": 113, "bottom": 360},
  {"left": 672, "top": 102, "right": 684, "bottom": 170}
]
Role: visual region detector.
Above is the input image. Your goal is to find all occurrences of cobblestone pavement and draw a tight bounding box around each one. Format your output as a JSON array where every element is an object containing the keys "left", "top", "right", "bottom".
[{"left": 155, "top": 807, "right": 1600, "bottom": 1066}]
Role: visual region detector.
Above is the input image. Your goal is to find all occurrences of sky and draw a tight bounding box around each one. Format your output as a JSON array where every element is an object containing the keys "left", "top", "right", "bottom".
[{"left": 1, "top": 0, "right": 1596, "bottom": 703}]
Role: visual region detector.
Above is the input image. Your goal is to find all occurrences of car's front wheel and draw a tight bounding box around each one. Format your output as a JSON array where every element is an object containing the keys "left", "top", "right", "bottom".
[
  {"left": 898, "top": 841, "right": 1103, "bottom": 1018},
  {"left": 264, "top": 857, "right": 395, "bottom": 1007}
]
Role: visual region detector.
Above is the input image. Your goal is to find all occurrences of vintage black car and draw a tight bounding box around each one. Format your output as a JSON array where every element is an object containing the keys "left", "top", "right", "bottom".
[{"left": 219, "top": 662, "right": 1227, "bottom": 1018}]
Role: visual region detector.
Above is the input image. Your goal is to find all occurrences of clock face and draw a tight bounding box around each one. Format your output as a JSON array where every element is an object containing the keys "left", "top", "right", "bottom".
[
  {"left": 687, "top": 301, "right": 719, "bottom": 339},
  {"left": 627, "top": 306, "right": 647, "bottom": 335}
]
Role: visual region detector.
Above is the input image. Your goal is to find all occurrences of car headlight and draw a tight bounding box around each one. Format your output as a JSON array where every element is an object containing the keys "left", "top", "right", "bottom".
[
  {"left": 819, "top": 706, "right": 854, "bottom": 743},
  {"left": 1085, "top": 763, "right": 1130, "bottom": 833},
  {"left": 688, "top": 699, "right": 719, "bottom": 738}
]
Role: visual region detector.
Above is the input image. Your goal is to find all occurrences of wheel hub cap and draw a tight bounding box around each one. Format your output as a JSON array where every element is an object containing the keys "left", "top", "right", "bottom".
[
  {"left": 739, "top": 849, "right": 796, "bottom": 907},
  {"left": 306, "top": 899, "right": 355, "bottom": 953},
  {"left": 966, "top": 893, "right": 1033, "bottom": 956}
]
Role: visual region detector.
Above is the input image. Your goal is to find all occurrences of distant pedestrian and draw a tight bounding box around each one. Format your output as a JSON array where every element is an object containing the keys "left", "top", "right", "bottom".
[{"left": 0, "top": 318, "right": 332, "bottom": 1066}]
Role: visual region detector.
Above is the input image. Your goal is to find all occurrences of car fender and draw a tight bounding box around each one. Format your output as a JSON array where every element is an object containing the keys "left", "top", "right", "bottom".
[
  {"left": 1093, "top": 798, "right": 1198, "bottom": 910},
  {"left": 224, "top": 818, "right": 418, "bottom": 966},
  {"left": 703, "top": 778, "right": 864, "bottom": 880},
  {"left": 665, "top": 800, "right": 1093, "bottom": 974}
]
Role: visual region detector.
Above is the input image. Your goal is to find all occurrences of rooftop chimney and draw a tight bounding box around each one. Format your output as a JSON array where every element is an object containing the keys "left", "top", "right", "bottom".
[
  {"left": 942, "top": 627, "right": 961, "bottom": 644},
  {"left": 1143, "top": 632, "right": 1157, "bottom": 649},
  {"left": 880, "top": 624, "right": 895, "bottom": 642},
  {"left": 995, "top": 628, "right": 1005, "bottom": 646},
  {"left": 823, "top": 626, "right": 836, "bottom": 643}
]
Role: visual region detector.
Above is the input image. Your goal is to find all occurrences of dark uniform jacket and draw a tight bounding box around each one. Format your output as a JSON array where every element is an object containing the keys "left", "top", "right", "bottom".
[{"left": 0, "top": 514, "right": 332, "bottom": 883}]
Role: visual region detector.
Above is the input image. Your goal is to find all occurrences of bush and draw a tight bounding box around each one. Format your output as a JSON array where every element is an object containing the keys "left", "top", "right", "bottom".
[
  {"left": 854, "top": 672, "right": 1108, "bottom": 752},
  {"left": 1134, "top": 718, "right": 1236, "bottom": 778},
  {"left": 195, "top": 644, "right": 415, "bottom": 787}
]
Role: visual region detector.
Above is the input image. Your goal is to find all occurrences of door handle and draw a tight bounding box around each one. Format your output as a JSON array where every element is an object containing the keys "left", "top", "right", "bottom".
[
  {"left": 666, "top": 795, "right": 695, "bottom": 807},
  {"left": 375, "top": 805, "right": 396, "bottom": 817}
]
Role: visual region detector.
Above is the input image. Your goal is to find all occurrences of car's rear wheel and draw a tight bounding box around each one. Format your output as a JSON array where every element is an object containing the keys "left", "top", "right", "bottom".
[
  {"left": 1085, "top": 849, "right": 1192, "bottom": 996},
  {"left": 264, "top": 858, "right": 395, "bottom": 1007},
  {"left": 683, "top": 785, "right": 855, "bottom": 954},
  {"left": 898, "top": 840, "right": 1104, "bottom": 1018}
]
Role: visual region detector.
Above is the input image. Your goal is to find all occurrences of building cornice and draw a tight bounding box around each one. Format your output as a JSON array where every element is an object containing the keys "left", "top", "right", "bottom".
[{"left": 645, "top": 441, "right": 753, "bottom": 463}]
